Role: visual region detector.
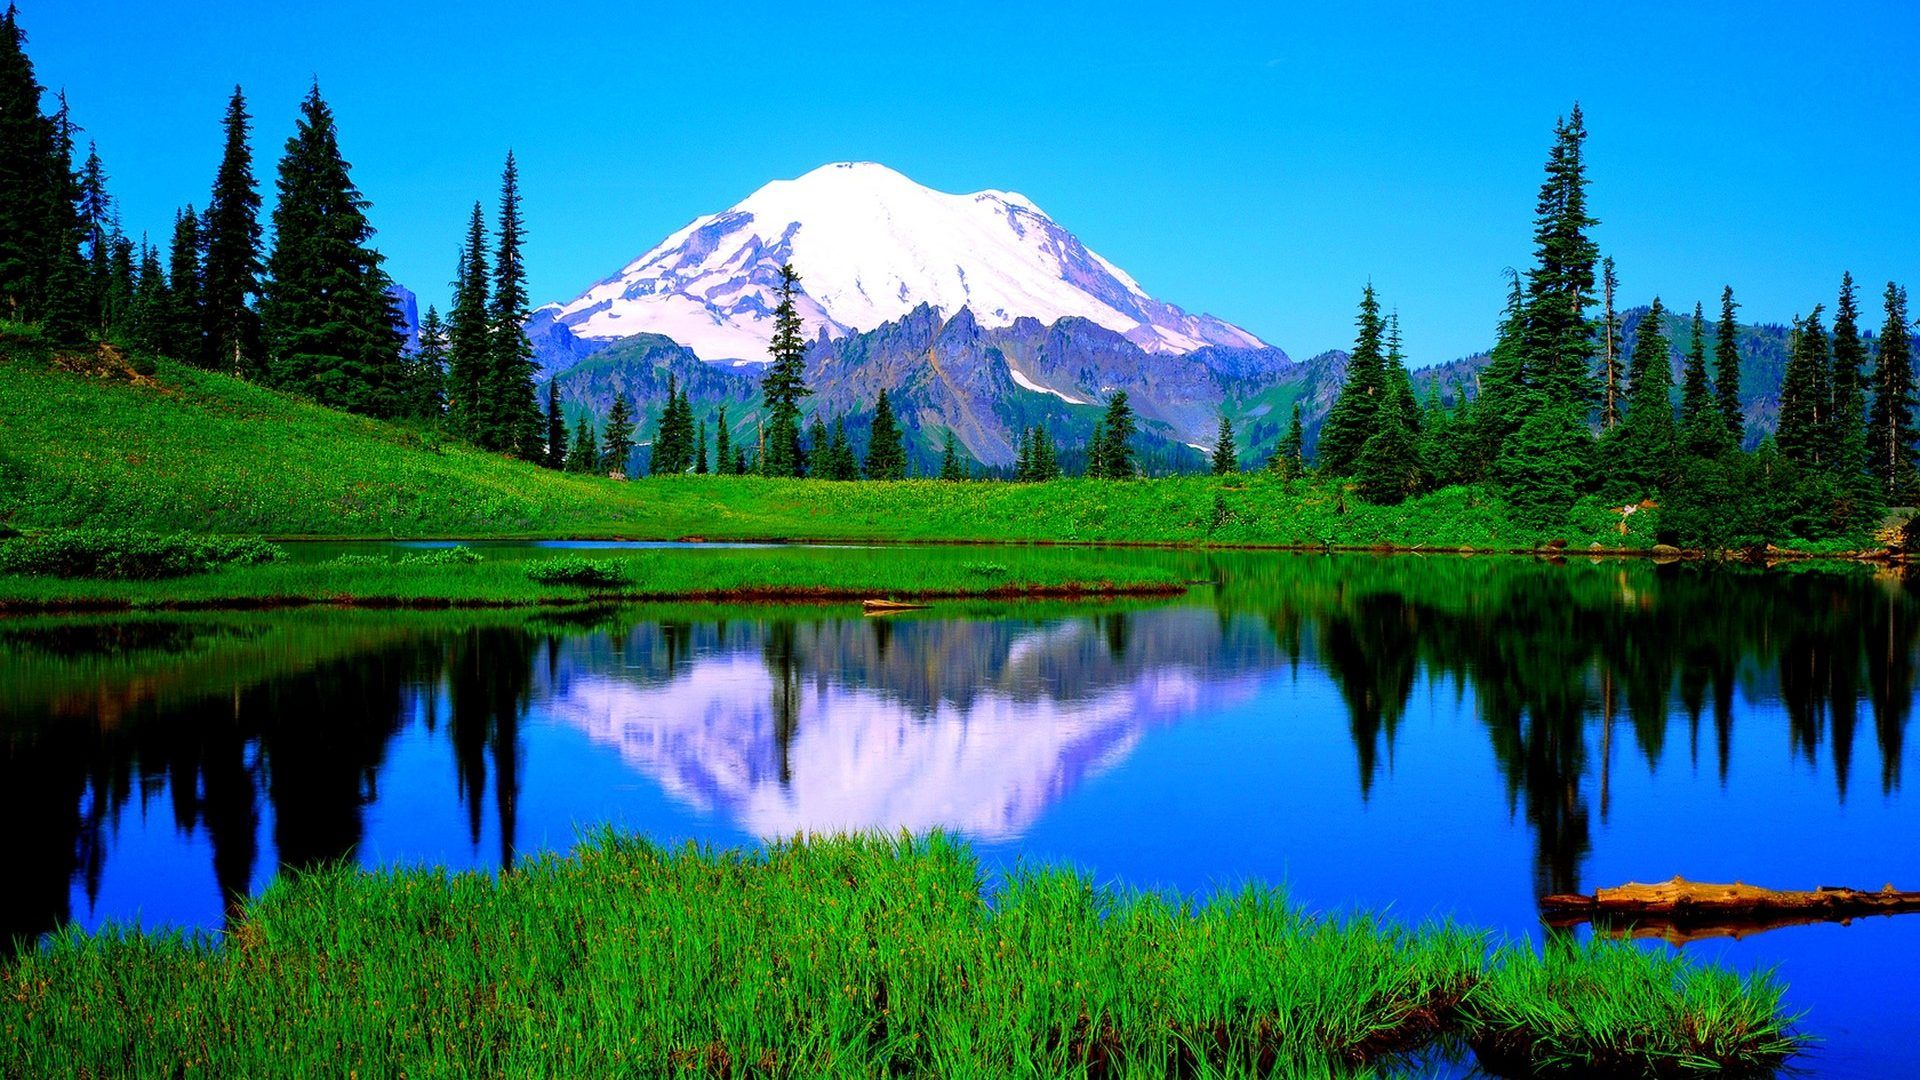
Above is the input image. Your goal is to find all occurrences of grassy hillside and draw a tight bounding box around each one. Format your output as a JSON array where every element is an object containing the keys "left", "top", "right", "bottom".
[
  {"left": 0, "top": 328, "right": 645, "bottom": 537},
  {"left": 0, "top": 327, "right": 1677, "bottom": 550}
]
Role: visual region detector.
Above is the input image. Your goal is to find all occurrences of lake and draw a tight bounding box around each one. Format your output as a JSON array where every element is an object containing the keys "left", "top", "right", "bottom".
[{"left": 2, "top": 550, "right": 1915, "bottom": 1077}]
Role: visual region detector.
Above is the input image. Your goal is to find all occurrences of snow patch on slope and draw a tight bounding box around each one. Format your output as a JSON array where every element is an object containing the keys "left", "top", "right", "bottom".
[{"left": 1008, "top": 366, "right": 1089, "bottom": 405}]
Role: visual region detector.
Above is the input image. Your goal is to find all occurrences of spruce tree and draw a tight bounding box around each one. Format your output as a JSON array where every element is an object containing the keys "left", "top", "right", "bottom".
[
  {"left": 1354, "top": 394, "right": 1421, "bottom": 504},
  {"left": 1776, "top": 306, "right": 1832, "bottom": 469},
  {"left": 1714, "top": 286, "right": 1743, "bottom": 443},
  {"left": 1317, "top": 284, "right": 1387, "bottom": 475},
  {"left": 1271, "top": 403, "right": 1306, "bottom": 475},
  {"left": 1869, "top": 283, "right": 1916, "bottom": 502},
  {"left": 601, "top": 396, "right": 635, "bottom": 476},
  {"left": 1600, "top": 255, "right": 1621, "bottom": 429},
  {"left": 543, "top": 379, "right": 566, "bottom": 469},
  {"left": 76, "top": 142, "right": 113, "bottom": 331},
  {"left": 202, "top": 86, "right": 264, "bottom": 377},
  {"left": 864, "top": 388, "right": 907, "bottom": 480},
  {"left": 803, "top": 414, "right": 828, "bottom": 479},
  {"left": 1608, "top": 298, "right": 1677, "bottom": 496},
  {"left": 408, "top": 305, "right": 448, "bottom": 421},
  {"left": 1520, "top": 104, "right": 1600, "bottom": 410},
  {"left": 696, "top": 419, "right": 709, "bottom": 474},
  {"left": 1094, "top": 392, "right": 1137, "bottom": 478},
  {"left": 131, "top": 241, "right": 168, "bottom": 355},
  {"left": 1014, "top": 427, "right": 1033, "bottom": 481},
  {"left": 445, "top": 203, "right": 489, "bottom": 440},
  {"left": 1678, "top": 302, "right": 1722, "bottom": 454},
  {"left": 1211, "top": 414, "right": 1237, "bottom": 475},
  {"left": 715, "top": 405, "right": 731, "bottom": 475},
  {"left": 823, "top": 417, "right": 858, "bottom": 480},
  {"left": 759, "top": 263, "right": 811, "bottom": 477},
  {"left": 1031, "top": 426, "right": 1059, "bottom": 481},
  {"left": 1086, "top": 421, "right": 1105, "bottom": 478},
  {"left": 261, "top": 83, "right": 406, "bottom": 417},
  {"left": 1831, "top": 273, "right": 1870, "bottom": 454},
  {"left": 104, "top": 233, "right": 135, "bottom": 337},
  {"left": 0, "top": 4, "right": 58, "bottom": 324},
  {"left": 164, "top": 206, "right": 203, "bottom": 362},
  {"left": 1468, "top": 269, "right": 1532, "bottom": 475},
  {"left": 485, "top": 152, "right": 540, "bottom": 459},
  {"left": 652, "top": 373, "right": 688, "bottom": 474},
  {"left": 567, "top": 415, "right": 598, "bottom": 474},
  {"left": 939, "top": 430, "right": 964, "bottom": 480}
]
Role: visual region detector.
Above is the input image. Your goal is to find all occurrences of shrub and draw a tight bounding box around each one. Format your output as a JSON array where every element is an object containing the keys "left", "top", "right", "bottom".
[
  {"left": 399, "top": 545, "right": 481, "bottom": 567},
  {"left": 524, "top": 556, "right": 632, "bottom": 589},
  {"left": 960, "top": 561, "right": 1009, "bottom": 578},
  {"left": 0, "top": 529, "right": 283, "bottom": 580}
]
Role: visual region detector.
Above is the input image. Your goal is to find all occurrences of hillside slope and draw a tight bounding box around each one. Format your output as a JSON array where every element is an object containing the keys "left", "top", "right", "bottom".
[{"left": 0, "top": 330, "right": 644, "bottom": 536}]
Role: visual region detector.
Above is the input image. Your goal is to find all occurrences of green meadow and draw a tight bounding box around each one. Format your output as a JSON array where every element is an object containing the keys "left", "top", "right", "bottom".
[{"left": 0, "top": 833, "right": 1800, "bottom": 1079}]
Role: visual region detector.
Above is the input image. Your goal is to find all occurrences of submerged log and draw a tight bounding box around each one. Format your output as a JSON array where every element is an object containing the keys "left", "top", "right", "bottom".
[
  {"left": 862, "top": 598, "right": 930, "bottom": 614},
  {"left": 1542, "top": 876, "right": 1920, "bottom": 943}
]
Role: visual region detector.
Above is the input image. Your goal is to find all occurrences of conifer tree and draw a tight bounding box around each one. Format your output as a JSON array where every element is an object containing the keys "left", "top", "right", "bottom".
[
  {"left": 1678, "top": 302, "right": 1722, "bottom": 454},
  {"left": 1608, "top": 298, "right": 1677, "bottom": 496},
  {"left": 485, "top": 152, "right": 540, "bottom": 459},
  {"left": 939, "top": 430, "right": 964, "bottom": 480},
  {"left": 1418, "top": 384, "right": 1465, "bottom": 487},
  {"left": 262, "top": 84, "right": 405, "bottom": 417},
  {"left": 445, "top": 203, "right": 489, "bottom": 439},
  {"left": 164, "top": 206, "right": 203, "bottom": 362},
  {"left": 567, "top": 414, "right": 598, "bottom": 474},
  {"left": 652, "top": 373, "right": 690, "bottom": 474},
  {"left": 1211, "top": 415, "right": 1237, "bottom": 475},
  {"left": 0, "top": 4, "right": 60, "bottom": 324},
  {"left": 821, "top": 417, "right": 858, "bottom": 480},
  {"left": 1468, "top": 269, "right": 1531, "bottom": 475},
  {"left": 1869, "top": 283, "right": 1916, "bottom": 501},
  {"left": 1776, "top": 306, "right": 1832, "bottom": 469},
  {"left": 1354, "top": 393, "right": 1421, "bottom": 505},
  {"left": 543, "top": 380, "right": 566, "bottom": 469},
  {"left": 803, "top": 414, "right": 828, "bottom": 479},
  {"left": 1014, "top": 427, "right": 1033, "bottom": 481},
  {"left": 1093, "top": 392, "right": 1137, "bottom": 478},
  {"left": 202, "top": 86, "right": 264, "bottom": 377},
  {"left": 759, "top": 263, "right": 811, "bottom": 477},
  {"left": 1317, "top": 284, "right": 1387, "bottom": 475},
  {"left": 1714, "top": 286, "right": 1743, "bottom": 443},
  {"left": 1031, "top": 426, "right": 1059, "bottom": 481},
  {"left": 76, "top": 142, "right": 113, "bottom": 331},
  {"left": 407, "top": 305, "right": 448, "bottom": 421},
  {"left": 1086, "top": 421, "right": 1104, "bottom": 478},
  {"left": 696, "top": 419, "right": 709, "bottom": 474},
  {"left": 131, "top": 241, "right": 168, "bottom": 355},
  {"left": 601, "top": 396, "right": 635, "bottom": 476},
  {"left": 104, "top": 233, "right": 135, "bottom": 337},
  {"left": 864, "top": 388, "right": 907, "bottom": 480},
  {"left": 1831, "top": 273, "right": 1869, "bottom": 446},
  {"left": 1272, "top": 403, "right": 1306, "bottom": 475},
  {"left": 1519, "top": 104, "right": 1600, "bottom": 410},
  {"left": 715, "top": 405, "right": 731, "bottom": 476},
  {"left": 34, "top": 93, "right": 90, "bottom": 345},
  {"left": 1600, "top": 255, "right": 1621, "bottom": 429}
]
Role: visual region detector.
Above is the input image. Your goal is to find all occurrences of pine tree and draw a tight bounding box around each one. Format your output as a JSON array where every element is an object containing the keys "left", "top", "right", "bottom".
[
  {"left": 803, "top": 414, "right": 828, "bottom": 479},
  {"left": 939, "top": 430, "right": 964, "bottom": 480},
  {"left": 1468, "top": 269, "right": 1532, "bottom": 475},
  {"left": 1832, "top": 273, "right": 1870, "bottom": 458},
  {"left": 35, "top": 93, "right": 89, "bottom": 345},
  {"left": 0, "top": 4, "right": 59, "bottom": 324},
  {"left": 1014, "top": 427, "right": 1034, "bottom": 481},
  {"left": 652, "top": 373, "right": 688, "bottom": 474},
  {"left": 408, "top": 305, "right": 448, "bottom": 421},
  {"left": 445, "top": 203, "right": 489, "bottom": 440},
  {"left": 485, "top": 152, "right": 540, "bottom": 459},
  {"left": 696, "top": 419, "right": 709, "bottom": 474},
  {"left": 1520, "top": 104, "right": 1600, "bottom": 410},
  {"left": 1093, "top": 392, "right": 1137, "bottom": 478},
  {"left": 1269, "top": 403, "right": 1305, "bottom": 476},
  {"left": 1085, "top": 421, "right": 1104, "bottom": 478},
  {"left": 1600, "top": 255, "right": 1621, "bottom": 429},
  {"left": 1714, "top": 286, "right": 1743, "bottom": 444},
  {"left": 1678, "top": 302, "right": 1722, "bottom": 454},
  {"left": 601, "top": 396, "right": 635, "bottom": 476},
  {"left": 1776, "top": 306, "right": 1832, "bottom": 469},
  {"left": 1607, "top": 297, "right": 1677, "bottom": 496},
  {"left": 1317, "top": 284, "right": 1387, "bottom": 475},
  {"left": 715, "top": 404, "right": 731, "bottom": 475},
  {"left": 1031, "top": 426, "right": 1059, "bottom": 481},
  {"left": 1417, "top": 384, "right": 1465, "bottom": 487},
  {"left": 543, "top": 379, "right": 566, "bottom": 469},
  {"left": 131, "top": 241, "right": 169, "bottom": 355},
  {"left": 1354, "top": 394, "right": 1421, "bottom": 505},
  {"left": 164, "top": 206, "right": 203, "bottom": 362},
  {"left": 1211, "top": 414, "right": 1237, "bottom": 475},
  {"left": 202, "top": 86, "right": 264, "bottom": 377},
  {"left": 567, "top": 415, "right": 598, "bottom": 474},
  {"left": 104, "top": 232, "right": 135, "bottom": 337},
  {"left": 261, "top": 83, "right": 406, "bottom": 417},
  {"left": 822, "top": 417, "right": 858, "bottom": 480},
  {"left": 1869, "top": 283, "right": 1916, "bottom": 501},
  {"left": 759, "top": 263, "right": 811, "bottom": 477},
  {"left": 76, "top": 142, "right": 113, "bottom": 331},
  {"left": 864, "top": 388, "right": 907, "bottom": 480}
]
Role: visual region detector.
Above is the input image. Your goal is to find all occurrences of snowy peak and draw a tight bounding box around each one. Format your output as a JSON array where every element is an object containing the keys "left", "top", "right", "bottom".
[{"left": 536, "top": 162, "right": 1266, "bottom": 363}]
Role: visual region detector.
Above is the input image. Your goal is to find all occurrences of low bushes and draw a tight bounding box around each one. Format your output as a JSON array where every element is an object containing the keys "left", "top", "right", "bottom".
[
  {"left": 523, "top": 556, "right": 633, "bottom": 589},
  {"left": 0, "top": 529, "right": 282, "bottom": 580}
]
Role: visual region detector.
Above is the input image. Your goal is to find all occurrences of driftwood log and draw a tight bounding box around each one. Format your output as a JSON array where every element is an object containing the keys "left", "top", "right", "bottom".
[
  {"left": 1542, "top": 875, "right": 1920, "bottom": 944},
  {"left": 862, "top": 599, "right": 929, "bottom": 614}
]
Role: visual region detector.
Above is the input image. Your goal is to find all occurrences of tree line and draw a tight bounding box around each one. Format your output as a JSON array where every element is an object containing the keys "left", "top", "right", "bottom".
[{"left": 1291, "top": 105, "right": 1916, "bottom": 547}]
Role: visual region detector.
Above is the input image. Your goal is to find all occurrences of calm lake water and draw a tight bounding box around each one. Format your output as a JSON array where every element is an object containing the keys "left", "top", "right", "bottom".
[{"left": 3, "top": 550, "right": 1916, "bottom": 1077}]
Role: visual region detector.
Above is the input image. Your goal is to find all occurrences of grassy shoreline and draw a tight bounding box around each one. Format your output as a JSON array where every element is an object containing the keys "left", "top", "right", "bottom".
[
  {"left": 0, "top": 544, "right": 1187, "bottom": 613},
  {"left": 0, "top": 832, "right": 1801, "bottom": 1079}
]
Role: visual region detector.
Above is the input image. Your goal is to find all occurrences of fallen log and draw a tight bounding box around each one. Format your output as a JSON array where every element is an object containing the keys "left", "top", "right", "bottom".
[
  {"left": 862, "top": 598, "right": 930, "bottom": 614},
  {"left": 1542, "top": 876, "right": 1920, "bottom": 943}
]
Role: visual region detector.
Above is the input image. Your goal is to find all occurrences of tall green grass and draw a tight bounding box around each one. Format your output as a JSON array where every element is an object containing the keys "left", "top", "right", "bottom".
[
  {"left": 0, "top": 833, "right": 1802, "bottom": 1078},
  {"left": 0, "top": 544, "right": 1184, "bottom": 611}
]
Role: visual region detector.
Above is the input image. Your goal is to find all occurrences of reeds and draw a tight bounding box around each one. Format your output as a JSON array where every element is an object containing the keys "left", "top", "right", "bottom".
[{"left": 0, "top": 832, "right": 1803, "bottom": 1077}]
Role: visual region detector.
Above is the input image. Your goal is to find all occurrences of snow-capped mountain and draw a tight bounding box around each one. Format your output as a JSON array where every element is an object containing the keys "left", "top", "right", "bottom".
[{"left": 533, "top": 161, "right": 1266, "bottom": 365}]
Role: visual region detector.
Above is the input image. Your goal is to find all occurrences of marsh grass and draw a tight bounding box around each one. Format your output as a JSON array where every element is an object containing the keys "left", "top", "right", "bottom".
[
  {"left": 0, "top": 544, "right": 1185, "bottom": 611},
  {"left": 0, "top": 834, "right": 1802, "bottom": 1078}
]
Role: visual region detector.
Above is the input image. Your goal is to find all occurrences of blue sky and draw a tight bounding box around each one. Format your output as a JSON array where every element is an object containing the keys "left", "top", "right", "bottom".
[{"left": 21, "top": 0, "right": 1920, "bottom": 363}]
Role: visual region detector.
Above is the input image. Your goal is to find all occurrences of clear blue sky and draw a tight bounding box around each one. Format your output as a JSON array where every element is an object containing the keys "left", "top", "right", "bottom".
[{"left": 21, "top": 0, "right": 1920, "bottom": 363}]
